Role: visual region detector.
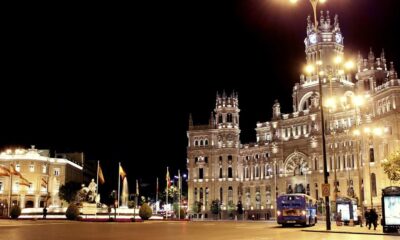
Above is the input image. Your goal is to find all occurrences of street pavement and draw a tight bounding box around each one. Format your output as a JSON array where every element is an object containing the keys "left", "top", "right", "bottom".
[{"left": 0, "top": 220, "right": 398, "bottom": 240}]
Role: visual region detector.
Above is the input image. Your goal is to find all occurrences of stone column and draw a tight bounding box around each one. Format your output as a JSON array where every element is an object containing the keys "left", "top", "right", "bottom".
[
  {"left": 34, "top": 194, "right": 40, "bottom": 208},
  {"left": 20, "top": 194, "right": 25, "bottom": 209}
]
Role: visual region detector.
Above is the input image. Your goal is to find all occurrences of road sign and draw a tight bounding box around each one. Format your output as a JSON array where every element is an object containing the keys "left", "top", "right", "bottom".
[{"left": 322, "top": 183, "right": 330, "bottom": 197}]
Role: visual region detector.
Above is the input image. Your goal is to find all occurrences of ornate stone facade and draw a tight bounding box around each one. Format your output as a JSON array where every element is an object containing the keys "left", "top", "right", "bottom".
[
  {"left": 187, "top": 12, "right": 400, "bottom": 216},
  {"left": 0, "top": 146, "right": 83, "bottom": 212}
]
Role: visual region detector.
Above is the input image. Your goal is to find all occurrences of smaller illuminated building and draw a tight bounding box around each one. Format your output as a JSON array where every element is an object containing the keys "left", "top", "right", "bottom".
[{"left": 0, "top": 145, "right": 83, "bottom": 211}]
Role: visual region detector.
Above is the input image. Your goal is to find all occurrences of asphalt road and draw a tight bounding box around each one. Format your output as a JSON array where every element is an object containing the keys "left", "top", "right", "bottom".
[{"left": 0, "top": 220, "right": 397, "bottom": 240}]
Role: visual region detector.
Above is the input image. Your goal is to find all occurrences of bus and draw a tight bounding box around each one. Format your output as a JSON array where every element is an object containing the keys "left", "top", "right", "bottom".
[{"left": 276, "top": 193, "right": 317, "bottom": 227}]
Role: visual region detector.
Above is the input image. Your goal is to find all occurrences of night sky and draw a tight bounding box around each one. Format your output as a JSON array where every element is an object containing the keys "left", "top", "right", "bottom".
[{"left": 2, "top": 0, "right": 400, "bottom": 198}]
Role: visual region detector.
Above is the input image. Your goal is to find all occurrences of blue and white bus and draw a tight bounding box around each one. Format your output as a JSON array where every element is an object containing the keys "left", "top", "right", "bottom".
[{"left": 277, "top": 193, "right": 317, "bottom": 227}]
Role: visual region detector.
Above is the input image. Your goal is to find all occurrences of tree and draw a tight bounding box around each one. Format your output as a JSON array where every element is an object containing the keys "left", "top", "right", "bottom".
[
  {"left": 66, "top": 204, "right": 80, "bottom": 220},
  {"left": 139, "top": 203, "right": 152, "bottom": 220},
  {"left": 192, "top": 201, "right": 202, "bottom": 214},
  {"left": 382, "top": 150, "right": 400, "bottom": 183},
  {"left": 210, "top": 199, "right": 220, "bottom": 215},
  {"left": 10, "top": 205, "right": 21, "bottom": 219},
  {"left": 59, "top": 181, "right": 82, "bottom": 203}
]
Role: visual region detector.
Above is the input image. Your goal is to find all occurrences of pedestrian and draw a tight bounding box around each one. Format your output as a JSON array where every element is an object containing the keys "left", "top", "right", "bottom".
[
  {"left": 336, "top": 210, "right": 342, "bottom": 226},
  {"left": 43, "top": 206, "right": 47, "bottom": 219},
  {"left": 364, "top": 209, "right": 370, "bottom": 227},
  {"left": 357, "top": 208, "right": 363, "bottom": 227},
  {"left": 368, "top": 208, "right": 378, "bottom": 230}
]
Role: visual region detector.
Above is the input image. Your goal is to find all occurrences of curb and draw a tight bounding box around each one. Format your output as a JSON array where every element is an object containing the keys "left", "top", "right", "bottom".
[{"left": 302, "top": 229, "right": 399, "bottom": 236}]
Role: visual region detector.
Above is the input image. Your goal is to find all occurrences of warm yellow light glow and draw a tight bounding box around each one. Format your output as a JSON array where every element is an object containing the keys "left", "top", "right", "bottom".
[
  {"left": 305, "top": 65, "right": 315, "bottom": 74},
  {"left": 353, "top": 129, "right": 360, "bottom": 136},
  {"left": 334, "top": 56, "right": 343, "bottom": 64},
  {"left": 319, "top": 0, "right": 327, "bottom": 3},
  {"left": 352, "top": 95, "right": 364, "bottom": 107},
  {"left": 373, "top": 127, "right": 383, "bottom": 136},
  {"left": 340, "top": 96, "right": 347, "bottom": 103},
  {"left": 345, "top": 61, "right": 355, "bottom": 69},
  {"left": 319, "top": 71, "right": 325, "bottom": 76},
  {"left": 364, "top": 127, "right": 371, "bottom": 134},
  {"left": 316, "top": 60, "right": 323, "bottom": 66},
  {"left": 325, "top": 97, "right": 336, "bottom": 109},
  {"left": 338, "top": 69, "right": 344, "bottom": 75},
  {"left": 289, "top": 0, "right": 298, "bottom": 3}
]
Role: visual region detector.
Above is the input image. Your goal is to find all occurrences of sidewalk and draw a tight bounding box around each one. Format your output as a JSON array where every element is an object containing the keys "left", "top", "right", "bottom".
[{"left": 303, "top": 222, "right": 400, "bottom": 236}]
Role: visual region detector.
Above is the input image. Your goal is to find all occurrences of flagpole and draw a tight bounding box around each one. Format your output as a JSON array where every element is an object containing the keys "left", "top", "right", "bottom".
[
  {"left": 118, "top": 162, "right": 121, "bottom": 210},
  {"left": 96, "top": 160, "right": 99, "bottom": 217},
  {"left": 156, "top": 177, "right": 159, "bottom": 203},
  {"left": 8, "top": 164, "right": 13, "bottom": 218},
  {"left": 178, "top": 169, "right": 181, "bottom": 220},
  {"left": 166, "top": 167, "right": 169, "bottom": 206}
]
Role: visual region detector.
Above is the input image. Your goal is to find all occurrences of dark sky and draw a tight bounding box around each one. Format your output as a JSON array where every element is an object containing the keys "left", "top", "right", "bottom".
[{"left": 2, "top": 0, "right": 400, "bottom": 197}]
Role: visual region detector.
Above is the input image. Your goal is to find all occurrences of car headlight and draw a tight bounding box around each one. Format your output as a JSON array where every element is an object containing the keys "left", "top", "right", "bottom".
[
  {"left": 302, "top": 210, "right": 306, "bottom": 216},
  {"left": 277, "top": 210, "right": 281, "bottom": 216}
]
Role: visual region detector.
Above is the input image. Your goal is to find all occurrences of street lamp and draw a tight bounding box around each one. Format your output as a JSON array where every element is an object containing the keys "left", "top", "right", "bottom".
[{"left": 305, "top": 60, "right": 331, "bottom": 230}]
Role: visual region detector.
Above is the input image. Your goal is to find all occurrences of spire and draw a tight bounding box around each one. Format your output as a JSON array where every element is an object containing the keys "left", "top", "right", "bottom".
[
  {"left": 319, "top": 10, "right": 325, "bottom": 28},
  {"left": 368, "top": 47, "right": 375, "bottom": 69},
  {"left": 189, "top": 113, "right": 193, "bottom": 128},
  {"left": 209, "top": 112, "right": 215, "bottom": 126},
  {"left": 307, "top": 15, "right": 313, "bottom": 33},
  {"left": 389, "top": 62, "right": 397, "bottom": 80},
  {"left": 222, "top": 89, "right": 226, "bottom": 98},
  {"left": 381, "top": 49, "right": 387, "bottom": 71},
  {"left": 334, "top": 14, "right": 340, "bottom": 31},
  {"left": 326, "top": 10, "right": 331, "bottom": 27}
]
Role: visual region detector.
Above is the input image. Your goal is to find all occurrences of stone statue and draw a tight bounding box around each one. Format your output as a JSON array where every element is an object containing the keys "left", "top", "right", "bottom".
[{"left": 87, "top": 179, "right": 97, "bottom": 203}]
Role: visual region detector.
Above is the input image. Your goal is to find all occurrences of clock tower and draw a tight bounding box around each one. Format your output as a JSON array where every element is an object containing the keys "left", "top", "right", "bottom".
[{"left": 304, "top": 11, "right": 344, "bottom": 70}]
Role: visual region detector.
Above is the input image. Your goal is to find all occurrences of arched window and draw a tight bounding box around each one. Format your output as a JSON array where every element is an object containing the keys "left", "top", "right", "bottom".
[
  {"left": 204, "top": 157, "right": 208, "bottom": 163},
  {"left": 315, "top": 183, "right": 319, "bottom": 200},
  {"left": 314, "top": 157, "right": 318, "bottom": 171},
  {"left": 220, "top": 187, "right": 223, "bottom": 202},
  {"left": 219, "top": 167, "right": 223, "bottom": 178},
  {"left": 245, "top": 167, "right": 249, "bottom": 178},
  {"left": 227, "top": 167, "right": 232, "bottom": 178},
  {"left": 228, "top": 155, "right": 233, "bottom": 161},
  {"left": 371, "top": 173, "right": 377, "bottom": 197},
  {"left": 369, "top": 147, "right": 375, "bottom": 162},
  {"left": 195, "top": 157, "right": 198, "bottom": 163},
  {"left": 218, "top": 114, "right": 223, "bottom": 123},
  {"left": 228, "top": 186, "right": 233, "bottom": 204},
  {"left": 200, "top": 188, "right": 204, "bottom": 202},
  {"left": 200, "top": 140, "right": 203, "bottom": 146},
  {"left": 199, "top": 168, "right": 203, "bottom": 179},
  {"left": 255, "top": 165, "right": 259, "bottom": 178},
  {"left": 205, "top": 187, "right": 209, "bottom": 207},
  {"left": 195, "top": 140, "right": 198, "bottom": 146},
  {"left": 227, "top": 113, "right": 233, "bottom": 122},
  {"left": 205, "top": 139, "right": 208, "bottom": 145}
]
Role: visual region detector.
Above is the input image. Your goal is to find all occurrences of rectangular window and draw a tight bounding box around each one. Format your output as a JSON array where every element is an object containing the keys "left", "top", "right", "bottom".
[
  {"left": 29, "top": 163, "right": 35, "bottom": 173},
  {"left": 14, "top": 182, "right": 19, "bottom": 192},
  {"left": 54, "top": 168, "right": 60, "bottom": 176},
  {"left": 42, "top": 165, "right": 47, "bottom": 174},
  {"left": 199, "top": 168, "right": 204, "bottom": 179},
  {"left": 28, "top": 183, "right": 34, "bottom": 194},
  {"left": 369, "top": 148, "right": 375, "bottom": 163}
]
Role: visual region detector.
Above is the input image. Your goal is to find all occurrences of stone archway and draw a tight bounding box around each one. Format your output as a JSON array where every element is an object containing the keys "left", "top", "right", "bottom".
[{"left": 284, "top": 151, "right": 309, "bottom": 176}]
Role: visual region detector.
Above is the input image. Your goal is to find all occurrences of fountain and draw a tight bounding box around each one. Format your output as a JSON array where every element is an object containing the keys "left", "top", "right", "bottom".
[{"left": 121, "top": 177, "right": 129, "bottom": 208}]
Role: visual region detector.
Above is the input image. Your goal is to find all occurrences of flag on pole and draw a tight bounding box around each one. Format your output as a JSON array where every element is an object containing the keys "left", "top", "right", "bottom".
[
  {"left": 41, "top": 176, "right": 48, "bottom": 189},
  {"left": 136, "top": 179, "right": 139, "bottom": 195},
  {"left": 0, "top": 164, "right": 10, "bottom": 176},
  {"left": 119, "top": 165, "right": 126, "bottom": 179},
  {"left": 156, "top": 177, "right": 159, "bottom": 193},
  {"left": 98, "top": 162, "right": 105, "bottom": 184},
  {"left": 166, "top": 167, "right": 171, "bottom": 189}
]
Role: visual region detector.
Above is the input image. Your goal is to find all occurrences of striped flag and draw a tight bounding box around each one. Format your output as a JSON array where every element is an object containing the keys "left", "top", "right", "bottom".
[
  {"left": 119, "top": 165, "right": 126, "bottom": 179},
  {"left": 166, "top": 167, "right": 171, "bottom": 189},
  {"left": 0, "top": 164, "right": 10, "bottom": 176},
  {"left": 98, "top": 162, "right": 105, "bottom": 184},
  {"left": 136, "top": 179, "right": 139, "bottom": 195}
]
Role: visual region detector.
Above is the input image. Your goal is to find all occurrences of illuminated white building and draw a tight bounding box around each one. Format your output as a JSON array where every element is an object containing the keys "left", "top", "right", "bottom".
[
  {"left": 0, "top": 145, "right": 83, "bottom": 211},
  {"left": 187, "top": 12, "right": 399, "bottom": 217}
]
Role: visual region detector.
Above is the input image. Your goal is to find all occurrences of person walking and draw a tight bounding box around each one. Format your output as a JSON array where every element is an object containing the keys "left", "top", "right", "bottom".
[
  {"left": 43, "top": 207, "right": 47, "bottom": 219},
  {"left": 368, "top": 208, "right": 378, "bottom": 230},
  {"left": 364, "top": 209, "right": 370, "bottom": 228},
  {"left": 357, "top": 208, "right": 363, "bottom": 227}
]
